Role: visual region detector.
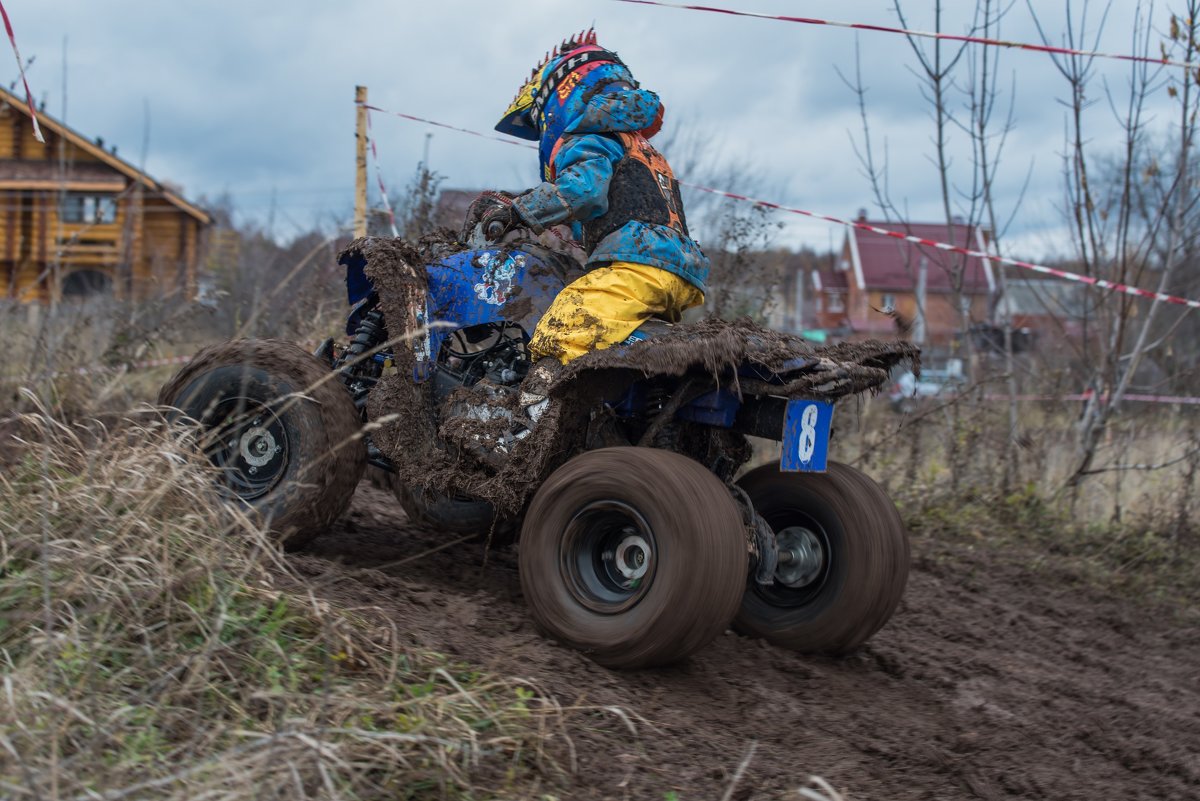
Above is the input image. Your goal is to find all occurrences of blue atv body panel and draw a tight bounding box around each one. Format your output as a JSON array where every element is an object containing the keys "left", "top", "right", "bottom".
[{"left": 344, "top": 246, "right": 567, "bottom": 379}]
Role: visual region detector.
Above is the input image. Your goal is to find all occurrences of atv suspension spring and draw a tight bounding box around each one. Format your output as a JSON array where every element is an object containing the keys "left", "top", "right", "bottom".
[{"left": 344, "top": 310, "right": 387, "bottom": 366}]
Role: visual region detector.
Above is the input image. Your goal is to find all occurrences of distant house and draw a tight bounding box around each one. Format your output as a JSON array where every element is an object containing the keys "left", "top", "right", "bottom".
[
  {"left": 996, "top": 271, "right": 1088, "bottom": 336},
  {"left": 807, "top": 212, "right": 996, "bottom": 345},
  {"left": 433, "top": 189, "right": 478, "bottom": 232},
  {"left": 0, "top": 86, "right": 211, "bottom": 303}
]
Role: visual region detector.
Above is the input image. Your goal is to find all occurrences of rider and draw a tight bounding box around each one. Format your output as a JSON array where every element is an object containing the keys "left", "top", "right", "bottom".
[{"left": 463, "top": 28, "right": 709, "bottom": 439}]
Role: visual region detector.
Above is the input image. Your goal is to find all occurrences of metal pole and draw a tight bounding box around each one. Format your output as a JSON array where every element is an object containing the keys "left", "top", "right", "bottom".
[
  {"left": 793, "top": 258, "right": 805, "bottom": 332},
  {"left": 354, "top": 85, "right": 368, "bottom": 238},
  {"left": 914, "top": 256, "right": 928, "bottom": 345}
]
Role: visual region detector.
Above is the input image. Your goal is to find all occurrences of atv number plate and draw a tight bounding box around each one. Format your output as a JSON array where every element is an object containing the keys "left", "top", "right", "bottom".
[{"left": 780, "top": 400, "right": 833, "bottom": 473}]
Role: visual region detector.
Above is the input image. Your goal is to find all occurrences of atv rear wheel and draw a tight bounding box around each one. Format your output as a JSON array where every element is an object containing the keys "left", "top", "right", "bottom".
[
  {"left": 158, "top": 338, "right": 366, "bottom": 549},
  {"left": 519, "top": 447, "right": 748, "bottom": 669},
  {"left": 734, "top": 461, "right": 908, "bottom": 654}
]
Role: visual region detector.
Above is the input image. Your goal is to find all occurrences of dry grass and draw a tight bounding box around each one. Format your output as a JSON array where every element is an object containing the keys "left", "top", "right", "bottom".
[
  {"left": 0, "top": 400, "right": 589, "bottom": 800},
  {"left": 832, "top": 395, "right": 1200, "bottom": 612}
]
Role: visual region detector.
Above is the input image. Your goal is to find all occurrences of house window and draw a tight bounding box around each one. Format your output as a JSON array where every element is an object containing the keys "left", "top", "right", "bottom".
[
  {"left": 61, "top": 269, "right": 112, "bottom": 298},
  {"left": 61, "top": 194, "right": 117, "bottom": 225},
  {"left": 828, "top": 293, "right": 845, "bottom": 313},
  {"left": 881, "top": 293, "right": 897, "bottom": 312}
]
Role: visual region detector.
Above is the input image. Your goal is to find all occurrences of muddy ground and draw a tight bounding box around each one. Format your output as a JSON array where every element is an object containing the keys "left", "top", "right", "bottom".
[{"left": 294, "top": 482, "right": 1199, "bottom": 800}]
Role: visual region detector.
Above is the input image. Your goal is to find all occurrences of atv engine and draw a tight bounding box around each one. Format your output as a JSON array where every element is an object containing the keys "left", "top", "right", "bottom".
[{"left": 430, "top": 321, "right": 530, "bottom": 406}]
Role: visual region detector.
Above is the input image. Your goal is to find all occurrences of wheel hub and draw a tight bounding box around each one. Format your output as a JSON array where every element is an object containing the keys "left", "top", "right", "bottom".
[
  {"left": 774, "top": 526, "right": 825, "bottom": 588},
  {"left": 561, "top": 501, "right": 657, "bottom": 614},
  {"left": 204, "top": 402, "right": 289, "bottom": 502},
  {"left": 611, "top": 532, "right": 651, "bottom": 581},
  {"left": 238, "top": 425, "right": 278, "bottom": 468}
]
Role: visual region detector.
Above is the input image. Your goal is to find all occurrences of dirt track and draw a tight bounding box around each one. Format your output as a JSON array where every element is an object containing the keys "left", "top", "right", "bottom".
[{"left": 294, "top": 482, "right": 1200, "bottom": 800}]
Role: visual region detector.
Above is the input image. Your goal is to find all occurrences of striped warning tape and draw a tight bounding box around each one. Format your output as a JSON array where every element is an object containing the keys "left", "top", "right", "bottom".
[
  {"left": 609, "top": 0, "right": 1199, "bottom": 71},
  {"left": 0, "top": 1, "right": 42, "bottom": 143},
  {"left": 365, "top": 108, "right": 400, "bottom": 237},
  {"left": 21, "top": 342, "right": 316, "bottom": 380},
  {"left": 687, "top": 185, "right": 1200, "bottom": 311},
  {"left": 984, "top": 392, "right": 1200, "bottom": 405},
  {"left": 9, "top": 353, "right": 195, "bottom": 382},
  {"left": 362, "top": 104, "right": 1200, "bottom": 311},
  {"left": 361, "top": 105, "right": 534, "bottom": 150}
]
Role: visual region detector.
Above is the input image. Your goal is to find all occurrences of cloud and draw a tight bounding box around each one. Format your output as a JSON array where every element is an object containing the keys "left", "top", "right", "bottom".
[{"left": 9, "top": 0, "right": 1177, "bottom": 247}]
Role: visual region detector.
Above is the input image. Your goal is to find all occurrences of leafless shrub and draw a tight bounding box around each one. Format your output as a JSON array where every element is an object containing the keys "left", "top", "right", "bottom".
[{"left": 842, "top": 393, "right": 1200, "bottom": 591}]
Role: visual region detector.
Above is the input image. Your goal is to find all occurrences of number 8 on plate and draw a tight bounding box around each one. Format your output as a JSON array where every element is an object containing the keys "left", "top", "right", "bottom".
[{"left": 780, "top": 399, "right": 833, "bottom": 473}]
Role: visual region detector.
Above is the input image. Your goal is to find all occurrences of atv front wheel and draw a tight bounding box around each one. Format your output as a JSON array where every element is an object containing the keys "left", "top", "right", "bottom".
[
  {"left": 158, "top": 338, "right": 366, "bottom": 549},
  {"left": 734, "top": 461, "right": 909, "bottom": 654},
  {"left": 519, "top": 447, "right": 748, "bottom": 669},
  {"left": 390, "top": 479, "right": 516, "bottom": 542}
]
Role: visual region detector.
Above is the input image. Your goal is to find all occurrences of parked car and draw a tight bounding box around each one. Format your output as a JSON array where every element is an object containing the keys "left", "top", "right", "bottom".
[{"left": 888, "top": 368, "right": 964, "bottom": 412}]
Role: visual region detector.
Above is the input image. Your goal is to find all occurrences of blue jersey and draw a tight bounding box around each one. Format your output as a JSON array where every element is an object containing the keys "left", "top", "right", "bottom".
[{"left": 511, "top": 89, "right": 710, "bottom": 292}]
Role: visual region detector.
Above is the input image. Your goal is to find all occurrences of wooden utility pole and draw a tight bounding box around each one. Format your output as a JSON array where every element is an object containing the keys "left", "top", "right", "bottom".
[{"left": 354, "top": 85, "right": 368, "bottom": 238}]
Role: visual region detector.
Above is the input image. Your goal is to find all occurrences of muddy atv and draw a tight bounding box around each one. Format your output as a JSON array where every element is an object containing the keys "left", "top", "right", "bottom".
[{"left": 159, "top": 233, "right": 918, "bottom": 670}]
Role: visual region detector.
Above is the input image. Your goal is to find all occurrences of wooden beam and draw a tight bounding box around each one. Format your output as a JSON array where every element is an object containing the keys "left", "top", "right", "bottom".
[
  {"left": 0, "top": 180, "right": 125, "bottom": 191},
  {"left": 355, "top": 85, "right": 367, "bottom": 238}
]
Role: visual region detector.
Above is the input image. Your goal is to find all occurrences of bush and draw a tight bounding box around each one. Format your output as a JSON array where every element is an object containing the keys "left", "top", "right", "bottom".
[{"left": 0, "top": 404, "right": 577, "bottom": 799}]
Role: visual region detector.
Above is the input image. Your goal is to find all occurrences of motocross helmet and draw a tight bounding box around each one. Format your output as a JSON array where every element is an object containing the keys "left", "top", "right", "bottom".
[{"left": 495, "top": 28, "right": 630, "bottom": 142}]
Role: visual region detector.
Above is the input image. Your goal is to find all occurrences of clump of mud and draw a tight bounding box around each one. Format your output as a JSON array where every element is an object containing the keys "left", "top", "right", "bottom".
[
  {"left": 345, "top": 233, "right": 574, "bottom": 518},
  {"left": 553, "top": 317, "right": 919, "bottom": 399}
]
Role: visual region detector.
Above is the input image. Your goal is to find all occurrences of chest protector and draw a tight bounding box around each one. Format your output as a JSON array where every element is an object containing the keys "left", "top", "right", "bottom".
[{"left": 551, "top": 132, "right": 689, "bottom": 251}]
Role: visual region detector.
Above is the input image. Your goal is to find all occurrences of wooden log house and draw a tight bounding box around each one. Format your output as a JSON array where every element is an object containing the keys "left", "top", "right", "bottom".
[{"left": 0, "top": 86, "right": 210, "bottom": 303}]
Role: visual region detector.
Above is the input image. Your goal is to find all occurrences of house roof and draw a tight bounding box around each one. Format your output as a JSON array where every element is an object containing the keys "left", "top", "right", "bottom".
[
  {"left": 434, "top": 188, "right": 477, "bottom": 231},
  {"left": 848, "top": 220, "right": 993, "bottom": 294},
  {"left": 0, "top": 86, "right": 210, "bottom": 224},
  {"left": 812, "top": 265, "right": 848, "bottom": 292}
]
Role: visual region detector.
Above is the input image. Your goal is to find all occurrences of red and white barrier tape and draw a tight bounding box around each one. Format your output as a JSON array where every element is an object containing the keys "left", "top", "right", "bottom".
[
  {"left": 610, "top": 0, "right": 1198, "bottom": 71},
  {"left": 0, "top": 1, "right": 42, "bottom": 143},
  {"left": 22, "top": 353, "right": 194, "bottom": 381},
  {"left": 363, "top": 105, "right": 1200, "bottom": 311},
  {"left": 361, "top": 105, "right": 534, "bottom": 151},
  {"left": 21, "top": 342, "right": 325, "bottom": 380},
  {"left": 365, "top": 108, "right": 400, "bottom": 237},
  {"left": 688, "top": 185, "right": 1200, "bottom": 311},
  {"left": 984, "top": 392, "right": 1200, "bottom": 405}
]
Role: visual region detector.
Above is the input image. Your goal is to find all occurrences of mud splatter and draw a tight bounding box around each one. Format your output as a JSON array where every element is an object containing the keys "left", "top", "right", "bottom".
[
  {"left": 552, "top": 317, "right": 919, "bottom": 399},
  {"left": 343, "top": 235, "right": 918, "bottom": 519},
  {"left": 500, "top": 294, "right": 534, "bottom": 321}
]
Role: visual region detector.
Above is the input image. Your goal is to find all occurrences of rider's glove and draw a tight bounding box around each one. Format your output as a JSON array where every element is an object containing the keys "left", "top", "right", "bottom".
[
  {"left": 460, "top": 191, "right": 518, "bottom": 243},
  {"left": 479, "top": 204, "right": 520, "bottom": 242}
]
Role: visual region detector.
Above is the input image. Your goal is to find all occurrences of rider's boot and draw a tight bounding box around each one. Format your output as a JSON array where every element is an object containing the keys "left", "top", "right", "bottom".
[
  {"left": 515, "top": 357, "right": 558, "bottom": 427},
  {"left": 458, "top": 358, "right": 561, "bottom": 468}
]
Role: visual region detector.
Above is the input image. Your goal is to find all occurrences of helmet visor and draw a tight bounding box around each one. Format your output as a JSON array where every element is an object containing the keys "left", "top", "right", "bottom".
[{"left": 495, "top": 73, "right": 543, "bottom": 141}]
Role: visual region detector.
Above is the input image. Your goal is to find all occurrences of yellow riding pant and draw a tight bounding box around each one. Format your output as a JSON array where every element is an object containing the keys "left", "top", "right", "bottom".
[{"left": 529, "top": 261, "right": 705, "bottom": 364}]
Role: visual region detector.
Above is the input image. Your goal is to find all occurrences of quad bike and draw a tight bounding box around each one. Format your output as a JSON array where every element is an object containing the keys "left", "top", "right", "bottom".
[{"left": 159, "top": 231, "right": 918, "bottom": 670}]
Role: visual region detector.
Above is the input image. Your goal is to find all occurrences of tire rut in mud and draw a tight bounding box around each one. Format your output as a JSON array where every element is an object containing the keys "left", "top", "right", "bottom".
[{"left": 295, "top": 484, "right": 1200, "bottom": 800}]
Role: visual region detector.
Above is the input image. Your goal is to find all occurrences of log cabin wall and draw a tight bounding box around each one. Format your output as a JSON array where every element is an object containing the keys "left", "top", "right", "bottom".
[{"left": 0, "top": 92, "right": 210, "bottom": 303}]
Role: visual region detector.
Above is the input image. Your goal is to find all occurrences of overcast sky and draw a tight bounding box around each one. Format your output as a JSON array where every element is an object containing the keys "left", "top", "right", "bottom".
[{"left": 8, "top": 0, "right": 1183, "bottom": 257}]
